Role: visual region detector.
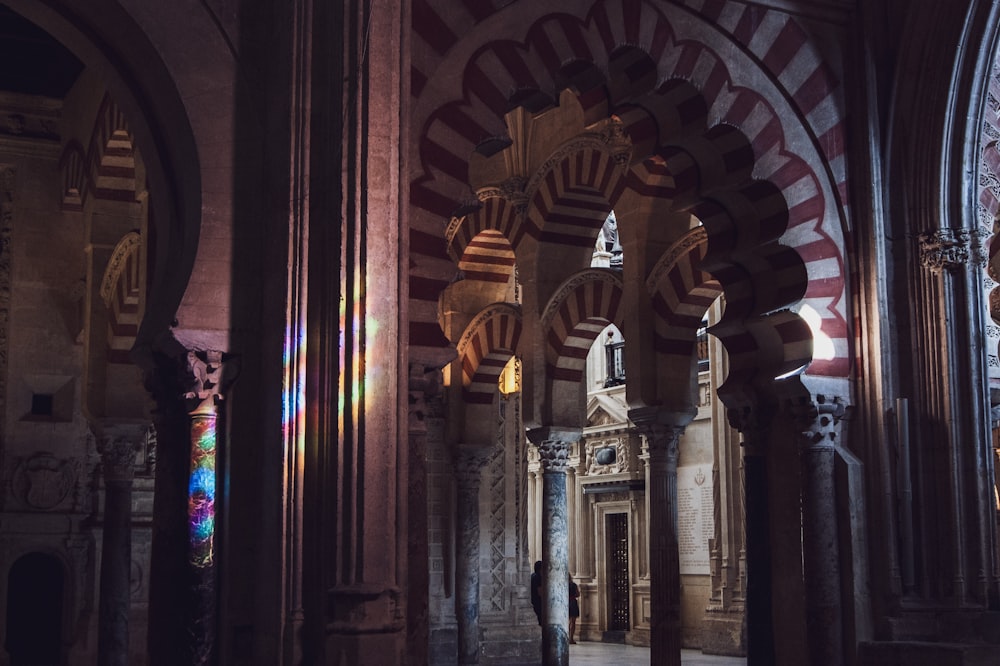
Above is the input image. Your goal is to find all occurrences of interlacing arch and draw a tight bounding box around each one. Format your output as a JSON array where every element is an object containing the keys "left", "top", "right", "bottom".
[
  {"left": 455, "top": 303, "right": 523, "bottom": 404},
  {"left": 411, "top": 0, "right": 850, "bottom": 391}
]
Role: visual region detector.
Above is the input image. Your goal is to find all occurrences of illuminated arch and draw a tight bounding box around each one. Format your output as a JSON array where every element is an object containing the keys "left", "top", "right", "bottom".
[{"left": 455, "top": 303, "right": 523, "bottom": 404}]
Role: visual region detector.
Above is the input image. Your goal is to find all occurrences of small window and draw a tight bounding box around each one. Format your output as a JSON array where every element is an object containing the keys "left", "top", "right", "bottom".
[{"left": 30, "top": 394, "right": 53, "bottom": 417}]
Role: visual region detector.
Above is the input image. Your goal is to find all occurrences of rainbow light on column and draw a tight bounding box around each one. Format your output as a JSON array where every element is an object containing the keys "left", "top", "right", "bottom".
[{"left": 188, "top": 414, "right": 216, "bottom": 568}]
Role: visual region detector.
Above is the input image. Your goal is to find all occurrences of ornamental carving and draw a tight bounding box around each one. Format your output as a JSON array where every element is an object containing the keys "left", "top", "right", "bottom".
[
  {"left": 538, "top": 440, "right": 571, "bottom": 473},
  {"left": 785, "top": 394, "right": 846, "bottom": 449},
  {"left": 455, "top": 303, "right": 522, "bottom": 358},
  {"left": 918, "top": 228, "right": 988, "bottom": 273},
  {"left": 646, "top": 227, "right": 709, "bottom": 295},
  {"left": 11, "top": 452, "right": 76, "bottom": 510},
  {"left": 98, "top": 435, "right": 140, "bottom": 482},
  {"left": 0, "top": 168, "right": 12, "bottom": 472},
  {"left": 99, "top": 231, "right": 141, "bottom": 308},
  {"left": 586, "top": 438, "right": 629, "bottom": 475},
  {"left": 540, "top": 269, "right": 624, "bottom": 334},
  {"left": 524, "top": 121, "right": 631, "bottom": 206}
]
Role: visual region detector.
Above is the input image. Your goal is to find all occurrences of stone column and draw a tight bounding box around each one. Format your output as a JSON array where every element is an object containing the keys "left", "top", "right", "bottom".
[
  {"left": 789, "top": 395, "right": 845, "bottom": 666},
  {"left": 729, "top": 404, "right": 776, "bottom": 665},
  {"left": 183, "top": 350, "right": 225, "bottom": 665},
  {"left": 454, "top": 446, "right": 490, "bottom": 664},
  {"left": 96, "top": 424, "right": 143, "bottom": 666},
  {"left": 408, "top": 366, "right": 442, "bottom": 665},
  {"left": 633, "top": 420, "right": 684, "bottom": 666},
  {"left": 530, "top": 431, "right": 577, "bottom": 666}
]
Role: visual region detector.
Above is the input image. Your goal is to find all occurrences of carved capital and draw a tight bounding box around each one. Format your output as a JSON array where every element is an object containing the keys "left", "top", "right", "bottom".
[
  {"left": 183, "top": 350, "right": 226, "bottom": 416},
  {"left": 785, "top": 394, "right": 846, "bottom": 450},
  {"left": 453, "top": 446, "right": 491, "bottom": 488},
  {"left": 99, "top": 436, "right": 139, "bottom": 482},
  {"left": 633, "top": 422, "right": 683, "bottom": 461},
  {"left": 727, "top": 403, "right": 775, "bottom": 454},
  {"left": 537, "top": 439, "right": 571, "bottom": 473},
  {"left": 919, "top": 228, "right": 989, "bottom": 273}
]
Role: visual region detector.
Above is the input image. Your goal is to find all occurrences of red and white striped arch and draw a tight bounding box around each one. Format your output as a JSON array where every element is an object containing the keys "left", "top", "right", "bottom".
[
  {"left": 411, "top": 0, "right": 850, "bottom": 381},
  {"left": 87, "top": 94, "right": 137, "bottom": 203},
  {"left": 527, "top": 142, "right": 628, "bottom": 248},
  {"left": 455, "top": 303, "right": 523, "bottom": 404},
  {"left": 646, "top": 227, "right": 721, "bottom": 371},
  {"left": 100, "top": 232, "right": 142, "bottom": 364},
  {"left": 541, "top": 270, "right": 625, "bottom": 384}
]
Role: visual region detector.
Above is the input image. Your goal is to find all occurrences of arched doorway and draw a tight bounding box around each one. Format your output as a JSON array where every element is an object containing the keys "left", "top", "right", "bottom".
[{"left": 5, "top": 553, "right": 65, "bottom": 666}]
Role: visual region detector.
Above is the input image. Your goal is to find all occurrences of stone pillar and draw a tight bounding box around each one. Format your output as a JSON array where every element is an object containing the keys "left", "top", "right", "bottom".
[
  {"left": 529, "top": 432, "right": 578, "bottom": 666},
  {"left": 789, "top": 395, "right": 845, "bottom": 666},
  {"left": 634, "top": 421, "right": 684, "bottom": 666},
  {"left": 408, "top": 366, "right": 442, "bottom": 665},
  {"left": 728, "top": 405, "right": 776, "bottom": 665},
  {"left": 96, "top": 425, "right": 143, "bottom": 666},
  {"left": 454, "top": 446, "right": 490, "bottom": 664}
]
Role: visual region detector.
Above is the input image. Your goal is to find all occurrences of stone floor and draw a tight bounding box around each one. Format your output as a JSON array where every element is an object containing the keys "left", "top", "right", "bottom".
[{"left": 567, "top": 641, "right": 747, "bottom": 665}]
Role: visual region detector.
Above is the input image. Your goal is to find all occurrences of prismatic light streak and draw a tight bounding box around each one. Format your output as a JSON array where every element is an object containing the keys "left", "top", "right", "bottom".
[{"left": 189, "top": 413, "right": 217, "bottom": 567}]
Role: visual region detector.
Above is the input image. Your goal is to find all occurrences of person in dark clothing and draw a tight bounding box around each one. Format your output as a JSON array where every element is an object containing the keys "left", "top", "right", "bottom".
[
  {"left": 568, "top": 575, "right": 580, "bottom": 644},
  {"left": 530, "top": 560, "right": 543, "bottom": 625}
]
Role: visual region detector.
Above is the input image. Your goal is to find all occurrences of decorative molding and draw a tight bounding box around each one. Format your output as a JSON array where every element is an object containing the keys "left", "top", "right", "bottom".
[
  {"left": 538, "top": 439, "right": 571, "bottom": 473},
  {"left": 11, "top": 452, "right": 76, "bottom": 510},
  {"left": 918, "top": 228, "right": 988, "bottom": 273},
  {"left": 785, "top": 394, "right": 846, "bottom": 449},
  {"left": 454, "top": 302, "right": 521, "bottom": 358},
  {"left": 98, "top": 435, "right": 140, "bottom": 482},
  {"left": 523, "top": 119, "right": 631, "bottom": 205},
  {"left": 539, "top": 269, "right": 624, "bottom": 334},
  {"left": 99, "top": 231, "right": 141, "bottom": 308},
  {"left": 488, "top": 405, "right": 506, "bottom": 611},
  {"left": 0, "top": 167, "right": 11, "bottom": 480},
  {"left": 646, "top": 227, "right": 708, "bottom": 295}
]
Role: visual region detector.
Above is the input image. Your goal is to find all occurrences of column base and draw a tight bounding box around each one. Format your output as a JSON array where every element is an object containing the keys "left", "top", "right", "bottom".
[{"left": 700, "top": 605, "right": 746, "bottom": 656}]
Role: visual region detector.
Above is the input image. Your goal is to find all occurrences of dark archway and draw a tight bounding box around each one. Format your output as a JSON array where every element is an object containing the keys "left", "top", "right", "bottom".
[{"left": 5, "top": 553, "right": 65, "bottom": 666}]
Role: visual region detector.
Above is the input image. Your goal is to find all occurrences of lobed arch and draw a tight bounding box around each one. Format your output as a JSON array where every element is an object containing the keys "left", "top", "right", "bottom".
[{"left": 410, "top": 0, "right": 851, "bottom": 395}]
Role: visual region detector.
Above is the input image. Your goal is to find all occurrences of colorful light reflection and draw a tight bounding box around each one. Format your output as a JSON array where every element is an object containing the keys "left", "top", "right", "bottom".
[{"left": 189, "top": 414, "right": 216, "bottom": 568}]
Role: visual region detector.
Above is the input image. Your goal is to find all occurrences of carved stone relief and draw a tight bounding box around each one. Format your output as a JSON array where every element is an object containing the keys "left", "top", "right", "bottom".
[
  {"left": 585, "top": 437, "right": 629, "bottom": 475},
  {"left": 10, "top": 452, "right": 76, "bottom": 510}
]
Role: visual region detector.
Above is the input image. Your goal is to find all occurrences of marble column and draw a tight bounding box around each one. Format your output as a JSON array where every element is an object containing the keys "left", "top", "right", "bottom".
[
  {"left": 96, "top": 425, "right": 143, "bottom": 666},
  {"left": 454, "top": 446, "right": 490, "bottom": 664},
  {"left": 729, "top": 405, "right": 776, "bottom": 665},
  {"left": 790, "top": 395, "right": 845, "bottom": 666},
  {"left": 634, "top": 421, "right": 684, "bottom": 666},
  {"left": 534, "top": 433, "right": 576, "bottom": 666},
  {"left": 183, "top": 350, "right": 226, "bottom": 665}
]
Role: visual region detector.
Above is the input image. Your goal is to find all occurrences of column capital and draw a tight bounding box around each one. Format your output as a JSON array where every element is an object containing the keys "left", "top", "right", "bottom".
[
  {"left": 183, "top": 350, "right": 228, "bottom": 416},
  {"left": 726, "top": 401, "right": 776, "bottom": 454},
  {"left": 94, "top": 422, "right": 149, "bottom": 482},
  {"left": 629, "top": 408, "right": 690, "bottom": 458},
  {"left": 918, "top": 227, "right": 989, "bottom": 273},
  {"left": 453, "top": 445, "right": 491, "bottom": 486},
  {"left": 784, "top": 394, "right": 847, "bottom": 450},
  {"left": 537, "top": 439, "right": 571, "bottom": 473}
]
